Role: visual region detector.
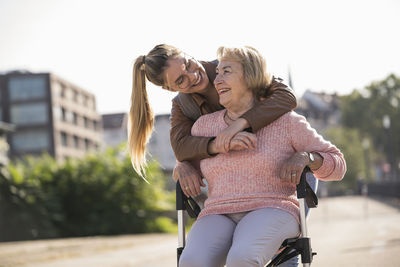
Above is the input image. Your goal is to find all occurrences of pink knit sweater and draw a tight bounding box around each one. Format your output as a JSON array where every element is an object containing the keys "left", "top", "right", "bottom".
[{"left": 191, "top": 110, "right": 346, "bottom": 222}]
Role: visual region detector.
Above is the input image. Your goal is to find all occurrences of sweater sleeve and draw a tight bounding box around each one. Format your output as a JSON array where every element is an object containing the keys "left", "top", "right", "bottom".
[{"left": 289, "top": 112, "right": 346, "bottom": 181}]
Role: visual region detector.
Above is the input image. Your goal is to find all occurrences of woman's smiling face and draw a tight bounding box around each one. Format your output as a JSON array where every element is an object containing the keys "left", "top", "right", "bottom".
[
  {"left": 214, "top": 60, "right": 251, "bottom": 109},
  {"left": 162, "top": 53, "right": 209, "bottom": 94}
]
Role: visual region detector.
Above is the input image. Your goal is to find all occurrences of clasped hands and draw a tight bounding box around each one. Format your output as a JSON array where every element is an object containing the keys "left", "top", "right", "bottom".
[{"left": 208, "top": 118, "right": 257, "bottom": 154}]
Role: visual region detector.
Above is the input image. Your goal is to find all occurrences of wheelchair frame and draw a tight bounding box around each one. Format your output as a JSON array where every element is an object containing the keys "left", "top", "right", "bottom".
[{"left": 176, "top": 167, "right": 318, "bottom": 267}]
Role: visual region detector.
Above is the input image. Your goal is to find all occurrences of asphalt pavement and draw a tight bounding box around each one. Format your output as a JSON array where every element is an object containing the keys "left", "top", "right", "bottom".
[{"left": 0, "top": 195, "right": 399, "bottom": 267}]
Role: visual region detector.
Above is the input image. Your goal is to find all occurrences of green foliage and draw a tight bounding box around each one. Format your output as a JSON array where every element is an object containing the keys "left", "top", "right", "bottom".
[
  {"left": 0, "top": 148, "right": 175, "bottom": 242},
  {"left": 325, "top": 127, "right": 377, "bottom": 192},
  {"left": 147, "top": 216, "right": 177, "bottom": 233},
  {"left": 340, "top": 74, "right": 400, "bottom": 167}
]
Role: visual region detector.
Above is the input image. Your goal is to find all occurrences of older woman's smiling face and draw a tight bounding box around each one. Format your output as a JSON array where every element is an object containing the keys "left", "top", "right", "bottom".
[{"left": 214, "top": 60, "right": 251, "bottom": 109}]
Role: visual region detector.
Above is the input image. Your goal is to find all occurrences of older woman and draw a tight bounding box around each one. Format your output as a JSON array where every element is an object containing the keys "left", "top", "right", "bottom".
[{"left": 178, "top": 46, "right": 346, "bottom": 267}]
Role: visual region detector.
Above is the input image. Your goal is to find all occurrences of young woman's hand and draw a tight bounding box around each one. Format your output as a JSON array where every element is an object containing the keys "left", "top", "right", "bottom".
[
  {"left": 229, "top": 132, "right": 257, "bottom": 151},
  {"left": 215, "top": 118, "right": 249, "bottom": 153},
  {"left": 173, "top": 161, "right": 205, "bottom": 197}
]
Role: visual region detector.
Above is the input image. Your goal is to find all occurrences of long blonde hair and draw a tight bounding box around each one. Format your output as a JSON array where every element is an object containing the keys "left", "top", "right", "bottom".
[{"left": 128, "top": 44, "right": 181, "bottom": 178}]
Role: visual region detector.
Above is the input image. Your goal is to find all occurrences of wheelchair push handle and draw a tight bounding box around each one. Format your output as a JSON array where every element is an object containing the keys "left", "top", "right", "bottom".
[
  {"left": 296, "top": 166, "right": 311, "bottom": 199},
  {"left": 176, "top": 180, "right": 185, "bottom": 210},
  {"left": 296, "top": 167, "right": 318, "bottom": 208},
  {"left": 176, "top": 180, "right": 201, "bottom": 218}
]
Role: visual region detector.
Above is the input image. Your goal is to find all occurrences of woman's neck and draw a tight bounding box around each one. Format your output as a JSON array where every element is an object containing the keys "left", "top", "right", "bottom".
[{"left": 225, "top": 95, "right": 255, "bottom": 121}]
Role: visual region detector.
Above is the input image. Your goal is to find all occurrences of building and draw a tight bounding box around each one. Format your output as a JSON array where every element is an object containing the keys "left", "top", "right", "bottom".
[
  {"left": 147, "top": 114, "right": 176, "bottom": 173},
  {"left": 0, "top": 121, "right": 15, "bottom": 166},
  {"left": 102, "top": 113, "right": 128, "bottom": 148},
  {"left": 296, "top": 90, "right": 342, "bottom": 197},
  {"left": 102, "top": 112, "right": 176, "bottom": 181},
  {"left": 0, "top": 70, "right": 102, "bottom": 161},
  {"left": 296, "top": 90, "right": 341, "bottom": 133}
]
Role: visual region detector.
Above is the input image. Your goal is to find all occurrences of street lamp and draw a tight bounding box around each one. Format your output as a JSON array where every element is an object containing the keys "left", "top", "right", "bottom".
[
  {"left": 362, "top": 138, "right": 370, "bottom": 181},
  {"left": 382, "top": 115, "right": 393, "bottom": 180},
  {"left": 383, "top": 115, "right": 390, "bottom": 129}
]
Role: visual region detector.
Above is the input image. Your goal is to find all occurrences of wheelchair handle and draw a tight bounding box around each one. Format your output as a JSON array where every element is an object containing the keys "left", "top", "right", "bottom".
[
  {"left": 296, "top": 166, "right": 312, "bottom": 199},
  {"left": 176, "top": 180, "right": 201, "bottom": 218},
  {"left": 176, "top": 180, "right": 185, "bottom": 210}
]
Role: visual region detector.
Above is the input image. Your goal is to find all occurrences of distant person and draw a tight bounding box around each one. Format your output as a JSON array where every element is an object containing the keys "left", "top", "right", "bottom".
[{"left": 177, "top": 46, "right": 346, "bottom": 267}]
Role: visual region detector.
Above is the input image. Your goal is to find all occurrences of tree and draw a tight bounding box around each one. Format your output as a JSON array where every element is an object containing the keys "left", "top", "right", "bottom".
[
  {"left": 325, "top": 127, "right": 378, "bottom": 193},
  {"left": 341, "top": 73, "right": 400, "bottom": 179}
]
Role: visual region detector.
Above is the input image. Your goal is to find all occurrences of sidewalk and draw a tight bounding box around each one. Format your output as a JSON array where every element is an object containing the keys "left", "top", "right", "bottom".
[
  {"left": 308, "top": 196, "right": 400, "bottom": 267},
  {"left": 0, "top": 196, "right": 399, "bottom": 267}
]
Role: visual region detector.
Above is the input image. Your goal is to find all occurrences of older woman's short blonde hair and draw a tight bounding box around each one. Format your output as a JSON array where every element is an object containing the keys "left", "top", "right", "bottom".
[{"left": 216, "top": 46, "right": 272, "bottom": 98}]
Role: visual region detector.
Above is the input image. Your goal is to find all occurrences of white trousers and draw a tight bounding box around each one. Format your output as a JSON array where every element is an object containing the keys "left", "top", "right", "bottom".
[{"left": 179, "top": 208, "right": 300, "bottom": 267}]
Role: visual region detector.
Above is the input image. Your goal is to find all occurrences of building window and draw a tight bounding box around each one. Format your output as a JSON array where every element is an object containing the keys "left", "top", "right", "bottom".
[
  {"left": 83, "top": 116, "right": 89, "bottom": 128},
  {"left": 73, "top": 112, "right": 78, "bottom": 125},
  {"left": 61, "top": 132, "right": 68, "bottom": 146},
  {"left": 12, "top": 130, "right": 49, "bottom": 151},
  {"left": 73, "top": 135, "right": 79, "bottom": 148},
  {"left": 10, "top": 102, "right": 48, "bottom": 125},
  {"left": 8, "top": 76, "right": 46, "bottom": 101},
  {"left": 61, "top": 107, "right": 66, "bottom": 121},
  {"left": 84, "top": 138, "right": 90, "bottom": 151}
]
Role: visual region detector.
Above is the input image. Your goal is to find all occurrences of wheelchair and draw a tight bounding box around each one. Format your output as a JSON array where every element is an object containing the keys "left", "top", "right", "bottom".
[{"left": 176, "top": 167, "right": 318, "bottom": 267}]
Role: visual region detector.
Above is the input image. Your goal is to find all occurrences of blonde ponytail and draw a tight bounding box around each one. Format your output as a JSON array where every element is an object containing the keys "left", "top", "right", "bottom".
[
  {"left": 128, "top": 56, "right": 154, "bottom": 180},
  {"left": 128, "top": 44, "right": 182, "bottom": 180}
]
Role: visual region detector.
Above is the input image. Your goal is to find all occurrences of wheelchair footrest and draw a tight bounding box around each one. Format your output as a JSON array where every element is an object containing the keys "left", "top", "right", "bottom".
[{"left": 296, "top": 237, "right": 314, "bottom": 264}]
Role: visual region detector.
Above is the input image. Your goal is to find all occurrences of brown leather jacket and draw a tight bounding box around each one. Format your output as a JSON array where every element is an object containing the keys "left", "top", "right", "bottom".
[{"left": 170, "top": 60, "right": 297, "bottom": 162}]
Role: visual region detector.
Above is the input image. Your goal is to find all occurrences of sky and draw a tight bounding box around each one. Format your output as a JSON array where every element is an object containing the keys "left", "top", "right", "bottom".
[{"left": 0, "top": 0, "right": 399, "bottom": 115}]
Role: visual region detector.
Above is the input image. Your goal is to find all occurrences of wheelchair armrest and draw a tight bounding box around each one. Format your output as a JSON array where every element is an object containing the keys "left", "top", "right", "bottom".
[{"left": 176, "top": 181, "right": 201, "bottom": 218}]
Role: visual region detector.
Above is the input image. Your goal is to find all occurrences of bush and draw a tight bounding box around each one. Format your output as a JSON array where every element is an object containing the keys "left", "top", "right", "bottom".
[{"left": 0, "top": 147, "right": 175, "bottom": 242}]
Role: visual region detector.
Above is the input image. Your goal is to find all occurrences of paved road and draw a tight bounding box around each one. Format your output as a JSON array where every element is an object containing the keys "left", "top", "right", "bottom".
[
  {"left": 308, "top": 196, "right": 400, "bottom": 267},
  {"left": 0, "top": 196, "right": 399, "bottom": 267}
]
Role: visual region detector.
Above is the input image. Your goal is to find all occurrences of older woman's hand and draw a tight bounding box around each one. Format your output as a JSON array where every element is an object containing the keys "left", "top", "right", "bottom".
[
  {"left": 279, "top": 152, "right": 309, "bottom": 184},
  {"left": 173, "top": 161, "right": 206, "bottom": 197}
]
